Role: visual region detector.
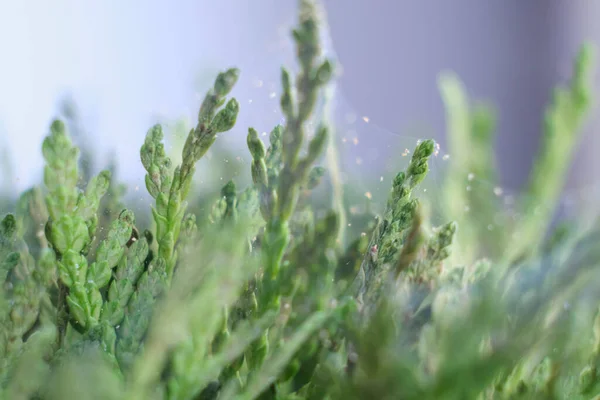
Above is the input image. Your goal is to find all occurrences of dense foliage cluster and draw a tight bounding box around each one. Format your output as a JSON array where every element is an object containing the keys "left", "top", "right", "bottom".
[{"left": 1, "top": 1, "right": 600, "bottom": 399}]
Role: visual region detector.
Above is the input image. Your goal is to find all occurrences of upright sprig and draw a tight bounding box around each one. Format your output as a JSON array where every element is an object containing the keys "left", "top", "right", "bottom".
[
  {"left": 43, "top": 121, "right": 80, "bottom": 224},
  {"left": 250, "top": 0, "right": 334, "bottom": 312},
  {"left": 352, "top": 139, "right": 435, "bottom": 307},
  {"left": 141, "top": 69, "right": 240, "bottom": 281},
  {"left": 116, "top": 69, "right": 240, "bottom": 375},
  {"left": 438, "top": 74, "right": 500, "bottom": 265},
  {"left": 507, "top": 43, "right": 595, "bottom": 262},
  {"left": 42, "top": 120, "right": 118, "bottom": 333},
  {"left": 245, "top": 0, "right": 335, "bottom": 375}
]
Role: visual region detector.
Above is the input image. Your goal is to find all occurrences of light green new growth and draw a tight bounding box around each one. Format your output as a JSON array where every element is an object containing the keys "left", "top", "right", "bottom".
[
  {"left": 43, "top": 120, "right": 117, "bottom": 332},
  {"left": 141, "top": 68, "right": 239, "bottom": 281},
  {"left": 508, "top": 43, "right": 595, "bottom": 261},
  {"left": 440, "top": 44, "right": 596, "bottom": 266},
  {"left": 438, "top": 73, "right": 498, "bottom": 265},
  {"left": 244, "top": 0, "right": 336, "bottom": 377},
  {"left": 119, "top": 68, "right": 240, "bottom": 380}
]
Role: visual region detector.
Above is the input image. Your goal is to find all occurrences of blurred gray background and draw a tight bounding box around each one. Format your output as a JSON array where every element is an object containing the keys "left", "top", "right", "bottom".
[{"left": 1, "top": 0, "right": 599, "bottom": 198}]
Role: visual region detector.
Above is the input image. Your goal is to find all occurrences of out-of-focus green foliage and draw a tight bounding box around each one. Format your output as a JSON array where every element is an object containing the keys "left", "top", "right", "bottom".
[{"left": 0, "top": 1, "right": 599, "bottom": 399}]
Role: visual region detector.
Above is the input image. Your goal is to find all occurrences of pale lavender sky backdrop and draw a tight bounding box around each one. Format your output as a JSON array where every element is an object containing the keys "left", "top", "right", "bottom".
[{"left": 1, "top": 1, "right": 600, "bottom": 200}]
